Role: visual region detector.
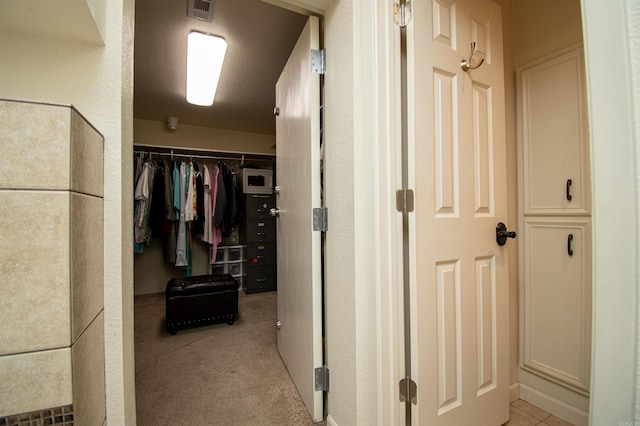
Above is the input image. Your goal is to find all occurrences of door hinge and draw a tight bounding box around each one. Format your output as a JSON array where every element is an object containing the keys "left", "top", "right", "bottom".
[
  {"left": 399, "top": 377, "right": 417, "bottom": 404},
  {"left": 315, "top": 365, "right": 330, "bottom": 391},
  {"left": 311, "top": 49, "right": 326, "bottom": 74},
  {"left": 313, "top": 207, "right": 328, "bottom": 231},
  {"left": 396, "top": 189, "right": 414, "bottom": 213},
  {"left": 393, "top": 1, "right": 412, "bottom": 28}
]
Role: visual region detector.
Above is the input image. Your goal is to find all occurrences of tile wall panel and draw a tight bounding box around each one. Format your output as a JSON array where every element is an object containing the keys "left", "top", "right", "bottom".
[
  {"left": 72, "top": 312, "right": 105, "bottom": 426},
  {"left": 0, "top": 348, "right": 73, "bottom": 417},
  {"left": 0, "top": 191, "right": 71, "bottom": 355},
  {"left": 70, "top": 109, "right": 104, "bottom": 197},
  {"left": 70, "top": 192, "right": 104, "bottom": 342},
  {"left": 0, "top": 100, "right": 71, "bottom": 190}
]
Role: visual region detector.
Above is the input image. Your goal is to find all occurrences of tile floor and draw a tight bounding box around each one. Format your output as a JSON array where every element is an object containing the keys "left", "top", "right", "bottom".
[{"left": 505, "top": 399, "right": 575, "bottom": 426}]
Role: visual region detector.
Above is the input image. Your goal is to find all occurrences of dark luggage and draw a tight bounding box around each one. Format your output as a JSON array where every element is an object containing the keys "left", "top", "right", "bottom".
[{"left": 165, "top": 274, "right": 239, "bottom": 334}]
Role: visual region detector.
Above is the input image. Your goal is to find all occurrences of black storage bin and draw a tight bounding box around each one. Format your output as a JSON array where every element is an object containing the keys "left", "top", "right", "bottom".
[{"left": 165, "top": 274, "right": 239, "bottom": 334}]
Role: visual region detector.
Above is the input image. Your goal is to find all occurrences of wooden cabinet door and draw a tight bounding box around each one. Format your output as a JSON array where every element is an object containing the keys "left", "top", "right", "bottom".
[
  {"left": 519, "top": 48, "right": 590, "bottom": 215},
  {"left": 521, "top": 218, "right": 592, "bottom": 392}
]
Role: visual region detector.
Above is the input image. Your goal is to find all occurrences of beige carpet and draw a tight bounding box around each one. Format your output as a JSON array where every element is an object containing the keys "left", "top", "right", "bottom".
[{"left": 134, "top": 291, "right": 322, "bottom": 426}]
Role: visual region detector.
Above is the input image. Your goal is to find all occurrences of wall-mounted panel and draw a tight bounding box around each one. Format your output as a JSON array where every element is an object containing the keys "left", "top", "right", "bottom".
[
  {"left": 71, "top": 193, "right": 104, "bottom": 342},
  {"left": 0, "top": 348, "right": 72, "bottom": 417},
  {"left": 0, "top": 191, "right": 71, "bottom": 355},
  {"left": 0, "top": 101, "right": 71, "bottom": 190},
  {"left": 0, "top": 100, "right": 105, "bottom": 423}
]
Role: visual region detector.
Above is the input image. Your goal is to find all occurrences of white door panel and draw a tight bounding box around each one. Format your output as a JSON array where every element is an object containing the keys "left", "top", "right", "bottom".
[
  {"left": 408, "top": 0, "right": 509, "bottom": 424},
  {"left": 275, "top": 15, "right": 323, "bottom": 423}
]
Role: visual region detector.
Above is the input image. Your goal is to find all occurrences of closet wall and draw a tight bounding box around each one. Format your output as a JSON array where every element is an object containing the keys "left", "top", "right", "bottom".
[
  {"left": 512, "top": 0, "right": 583, "bottom": 68},
  {"left": 133, "top": 119, "right": 276, "bottom": 295},
  {"left": 135, "top": 118, "right": 276, "bottom": 155},
  {"left": 512, "top": 0, "right": 587, "bottom": 423}
]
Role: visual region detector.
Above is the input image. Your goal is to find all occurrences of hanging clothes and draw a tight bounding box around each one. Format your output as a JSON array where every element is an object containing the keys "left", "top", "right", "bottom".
[
  {"left": 134, "top": 155, "right": 143, "bottom": 186},
  {"left": 164, "top": 222, "right": 177, "bottom": 264},
  {"left": 184, "top": 164, "right": 193, "bottom": 276},
  {"left": 210, "top": 164, "right": 223, "bottom": 264},
  {"left": 173, "top": 161, "right": 181, "bottom": 216},
  {"left": 163, "top": 160, "right": 176, "bottom": 221},
  {"left": 175, "top": 162, "right": 188, "bottom": 267},
  {"left": 192, "top": 162, "right": 205, "bottom": 236},
  {"left": 213, "top": 164, "right": 227, "bottom": 227},
  {"left": 202, "top": 163, "right": 213, "bottom": 244},
  {"left": 185, "top": 162, "right": 196, "bottom": 222},
  {"left": 134, "top": 160, "right": 156, "bottom": 246},
  {"left": 222, "top": 166, "right": 240, "bottom": 237},
  {"left": 160, "top": 160, "right": 177, "bottom": 264},
  {"left": 133, "top": 160, "right": 147, "bottom": 253},
  {"left": 149, "top": 164, "right": 165, "bottom": 237},
  {"left": 134, "top": 161, "right": 149, "bottom": 227}
]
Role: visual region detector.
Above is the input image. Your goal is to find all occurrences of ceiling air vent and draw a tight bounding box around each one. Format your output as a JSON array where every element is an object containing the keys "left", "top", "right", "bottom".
[{"left": 188, "top": 0, "right": 215, "bottom": 23}]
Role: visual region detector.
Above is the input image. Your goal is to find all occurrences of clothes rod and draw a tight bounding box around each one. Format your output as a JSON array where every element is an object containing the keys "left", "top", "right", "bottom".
[
  {"left": 134, "top": 150, "right": 244, "bottom": 162},
  {"left": 133, "top": 146, "right": 274, "bottom": 163}
]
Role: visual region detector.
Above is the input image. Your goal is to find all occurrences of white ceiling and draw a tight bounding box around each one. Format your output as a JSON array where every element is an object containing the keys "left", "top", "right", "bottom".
[{"left": 134, "top": 0, "right": 308, "bottom": 135}]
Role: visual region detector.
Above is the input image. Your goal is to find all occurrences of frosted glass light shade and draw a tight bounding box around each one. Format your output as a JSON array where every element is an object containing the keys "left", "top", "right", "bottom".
[{"left": 186, "top": 32, "right": 227, "bottom": 106}]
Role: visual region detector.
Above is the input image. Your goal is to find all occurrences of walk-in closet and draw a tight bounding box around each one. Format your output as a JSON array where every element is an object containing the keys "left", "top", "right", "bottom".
[
  {"left": 133, "top": 146, "right": 276, "bottom": 296},
  {"left": 131, "top": 0, "right": 319, "bottom": 423},
  {"left": 132, "top": 147, "right": 315, "bottom": 424}
]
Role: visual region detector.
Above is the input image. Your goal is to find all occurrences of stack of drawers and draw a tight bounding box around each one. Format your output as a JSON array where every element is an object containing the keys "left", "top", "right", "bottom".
[
  {"left": 244, "top": 194, "right": 277, "bottom": 293},
  {"left": 210, "top": 245, "right": 245, "bottom": 288}
]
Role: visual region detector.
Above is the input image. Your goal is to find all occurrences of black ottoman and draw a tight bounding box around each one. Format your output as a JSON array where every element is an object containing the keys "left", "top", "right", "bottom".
[{"left": 165, "top": 274, "right": 239, "bottom": 335}]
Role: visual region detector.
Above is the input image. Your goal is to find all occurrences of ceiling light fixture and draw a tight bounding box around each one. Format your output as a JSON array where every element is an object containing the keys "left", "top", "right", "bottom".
[{"left": 186, "top": 31, "right": 227, "bottom": 106}]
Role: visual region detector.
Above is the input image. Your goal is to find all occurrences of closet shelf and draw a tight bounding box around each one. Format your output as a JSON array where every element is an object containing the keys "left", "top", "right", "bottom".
[{"left": 134, "top": 144, "right": 275, "bottom": 164}]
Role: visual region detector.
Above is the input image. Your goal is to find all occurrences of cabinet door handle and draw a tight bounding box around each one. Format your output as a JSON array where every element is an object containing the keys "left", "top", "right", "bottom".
[
  {"left": 568, "top": 234, "right": 574, "bottom": 256},
  {"left": 566, "top": 179, "right": 573, "bottom": 201}
]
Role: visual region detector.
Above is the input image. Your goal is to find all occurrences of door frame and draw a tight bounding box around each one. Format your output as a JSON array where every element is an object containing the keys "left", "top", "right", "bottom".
[
  {"left": 261, "top": 0, "right": 640, "bottom": 424},
  {"left": 118, "top": 0, "right": 640, "bottom": 424},
  {"left": 366, "top": 0, "right": 640, "bottom": 424},
  {"left": 580, "top": 1, "right": 639, "bottom": 424},
  {"left": 259, "top": 1, "right": 402, "bottom": 424}
]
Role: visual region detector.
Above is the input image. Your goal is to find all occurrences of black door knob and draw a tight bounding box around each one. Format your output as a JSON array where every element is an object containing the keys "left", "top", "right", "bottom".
[{"left": 496, "top": 222, "right": 517, "bottom": 246}]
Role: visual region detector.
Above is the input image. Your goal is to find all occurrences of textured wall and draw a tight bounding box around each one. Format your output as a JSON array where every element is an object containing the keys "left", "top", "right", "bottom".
[
  {"left": 513, "top": 0, "right": 583, "bottom": 68},
  {"left": 323, "top": 0, "right": 361, "bottom": 424}
]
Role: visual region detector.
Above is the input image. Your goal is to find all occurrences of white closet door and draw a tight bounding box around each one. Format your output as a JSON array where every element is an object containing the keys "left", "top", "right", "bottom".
[{"left": 274, "top": 15, "right": 323, "bottom": 423}]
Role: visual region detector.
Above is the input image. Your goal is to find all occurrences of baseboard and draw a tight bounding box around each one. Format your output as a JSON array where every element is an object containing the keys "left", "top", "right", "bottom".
[
  {"left": 510, "top": 382, "right": 520, "bottom": 402},
  {"left": 326, "top": 414, "right": 338, "bottom": 426},
  {"left": 520, "top": 383, "right": 589, "bottom": 426}
]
